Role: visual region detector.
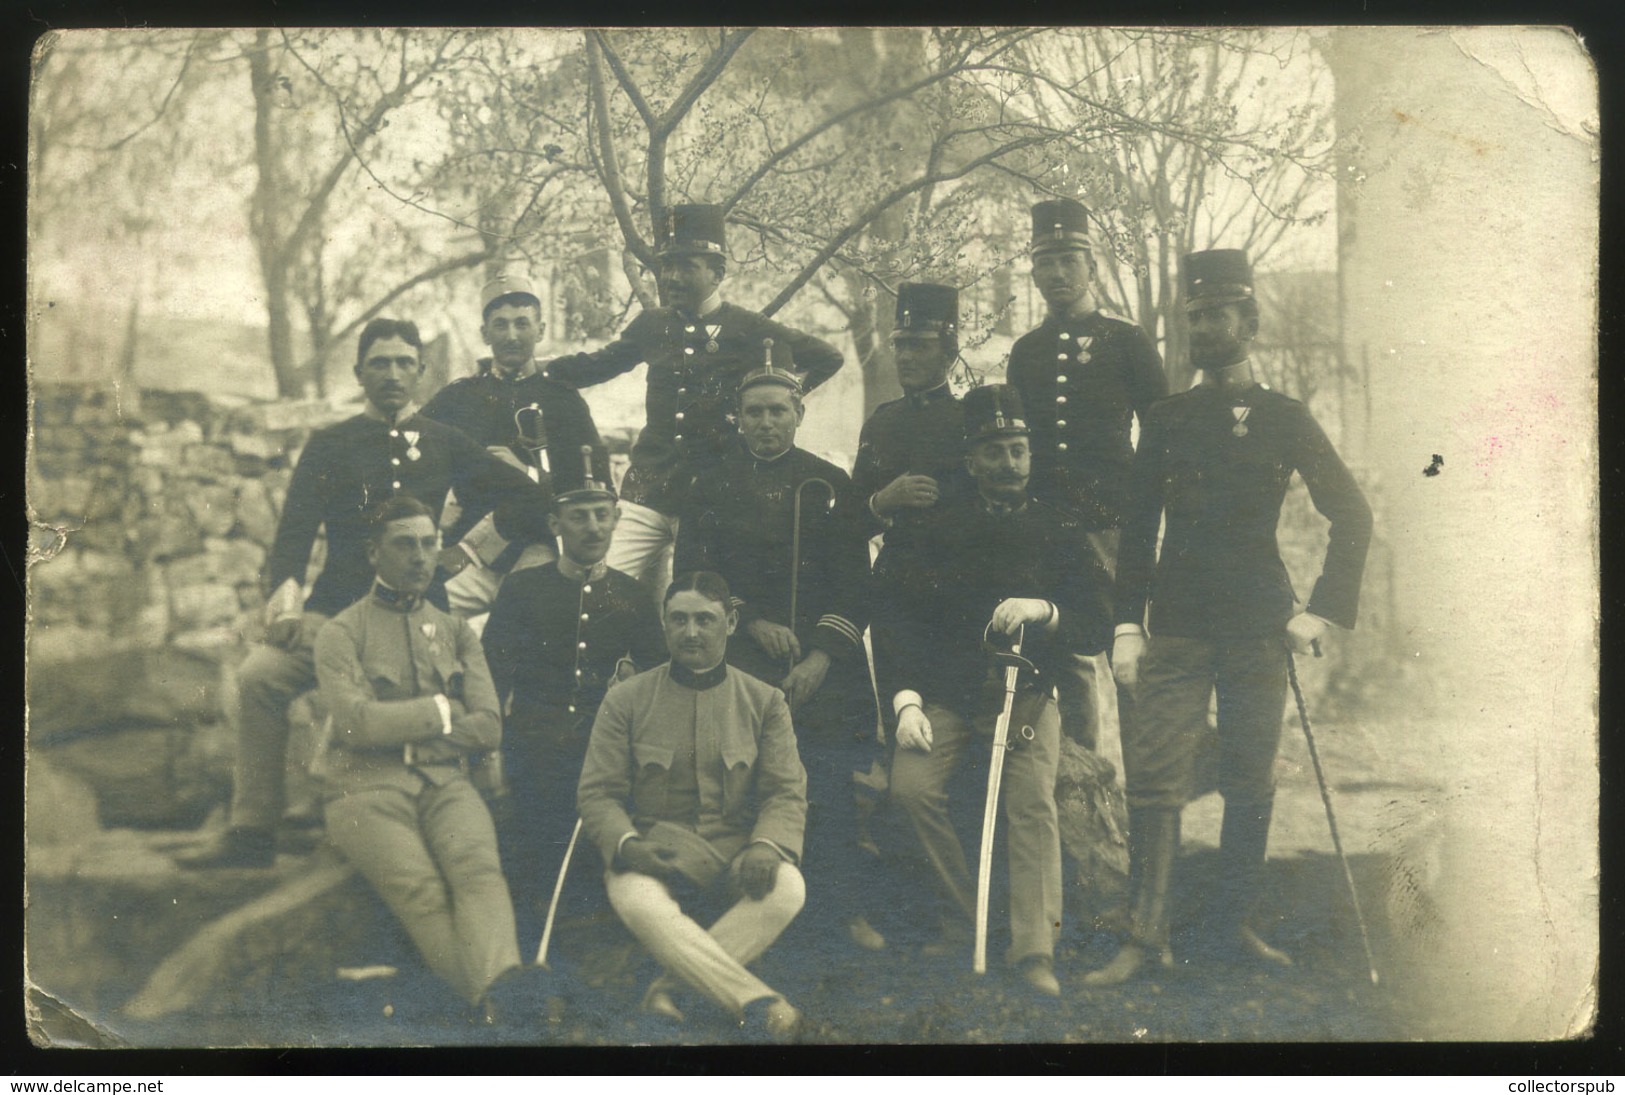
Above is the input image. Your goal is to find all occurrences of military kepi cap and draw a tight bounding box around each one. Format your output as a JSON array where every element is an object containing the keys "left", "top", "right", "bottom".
[
  {"left": 894, "top": 282, "right": 959, "bottom": 338},
  {"left": 1030, "top": 198, "right": 1093, "bottom": 254},
  {"left": 962, "top": 384, "right": 1030, "bottom": 446},
  {"left": 551, "top": 444, "right": 617, "bottom": 508},
  {"left": 737, "top": 338, "right": 802, "bottom": 396},
  {"left": 1184, "top": 249, "right": 1255, "bottom": 312},
  {"left": 658, "top": 203, "right": 729, "bottom": 260},
  {"left": 482, "top": 271, "right": 541, "bottom": 315}
]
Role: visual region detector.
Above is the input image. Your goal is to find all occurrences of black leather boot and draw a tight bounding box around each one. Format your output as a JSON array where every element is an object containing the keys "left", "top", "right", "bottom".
[{"left": 1084, "top": 807, "right": 1178, "bottom": 985}]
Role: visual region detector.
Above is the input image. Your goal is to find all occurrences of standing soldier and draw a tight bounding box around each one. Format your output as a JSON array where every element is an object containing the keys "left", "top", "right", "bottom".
[
  {"left": 177, "top": 319, "right": 554, "bottom": 870},
  {"left": 851, "top": 282, "right": 973, "bottom": 557},
  {"left": 480, "top": 451, "right": 666, "bottom": 946},
  {"left": 547, "top": 204, "right": 845, "bottom": 600},
  {"left": 421, "top": 272, "right": 607, "bottom": 621},
  {"left": 875, "top": 385, "right": 1113, "bottom": 997},
  {"left": 1089, "top": 249, "right": 1372, "bottom": 985},
  {"left": 1006, "top": 198, "right": 1167, "bottom": 752},
  {"left": 674, "top": 360, "right": 884, "bottom": 953}
]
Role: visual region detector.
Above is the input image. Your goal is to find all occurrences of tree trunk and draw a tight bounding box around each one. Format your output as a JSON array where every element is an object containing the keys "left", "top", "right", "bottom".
[{"left": 247, "top": 31, "right": 305, "bottom": 399}]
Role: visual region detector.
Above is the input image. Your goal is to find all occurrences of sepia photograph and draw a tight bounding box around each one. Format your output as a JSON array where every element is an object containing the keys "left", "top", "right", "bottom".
[{"left": 23, "top": 25, "right": 1599, "bottom": 1049}]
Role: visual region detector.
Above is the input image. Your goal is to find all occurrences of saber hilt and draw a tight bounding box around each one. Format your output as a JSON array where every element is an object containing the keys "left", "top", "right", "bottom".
[{"left": 515, "top": 402, "right": 550, "bottom": 473}]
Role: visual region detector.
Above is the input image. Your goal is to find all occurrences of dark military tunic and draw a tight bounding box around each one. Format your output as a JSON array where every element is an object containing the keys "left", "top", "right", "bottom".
[
  {"left": 419, "top": 360, "right": 608, "bottom": 544},
  {"left": 873, "top": 492, "right": 1114, "bottom": 716},
  {"left": 674, "top": 442, "right": 870, "bottom": 673},
  {"left": 1115, "top": 379, "right": 1373, "bottom": 639},
  {"left": 1005, "top": 310, "right": 1166, "bottom": 529},
  {"left": 850, "top": 383, "right": 973, "bottom": 550},
  {"left": 266, "top": 410, "right": 552, "bottom": 618},
  {"left": 480, "top": 560, "right": 666, "bottom": 940},
  {"left": 1114, "top": 375, "right": 1372, "bottom": 813},
  {"left": 547, "top": 304, "right": 844, "bottom": 515}
]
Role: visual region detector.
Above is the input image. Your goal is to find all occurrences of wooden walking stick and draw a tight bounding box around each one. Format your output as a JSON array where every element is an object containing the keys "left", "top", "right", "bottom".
[
  {"left": 974, "top": 623, "right": 1035, "bottom": 975},
  {"left": 535, "top": 816, "right": 583, "bottom": 969},
  {"left": 1287, "top": 647, "right": 1380, "bottom": 986}
]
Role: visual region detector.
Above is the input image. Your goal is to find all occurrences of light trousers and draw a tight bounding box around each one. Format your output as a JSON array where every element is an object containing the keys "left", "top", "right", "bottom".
[
  {"left": 605, "top": 862, "right": 805, "bottom": 1015},
  {"left": 326, "top": 776, "right": 520, "bottom": 1004}
]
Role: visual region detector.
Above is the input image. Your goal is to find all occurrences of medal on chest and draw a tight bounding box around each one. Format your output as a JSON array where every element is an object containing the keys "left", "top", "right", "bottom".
[
  {"left": 1231, "top": 406, "right": 1251, "bottom": 438},
  {"left": 704, "top": 324, "right": 721, "bottom": 353},
  {"left": 403, "top": 429, "right": 422, "bottom": 461},
  {"left": 420, "top": 621, "right": 436, "bottom": 640}
]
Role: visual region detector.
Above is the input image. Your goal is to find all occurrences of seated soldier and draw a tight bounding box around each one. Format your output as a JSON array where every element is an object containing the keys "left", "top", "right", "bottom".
[
  {"left": 178, "top": 318, "right": 552, "bottom": 870},
  {"left": 674, "top": 360, "right": 884, "bottom": 952},
  {"left": 576, "top": 570, "right": 808, "bottom": 1042},
  {"left": 313, "top": 495, "right": 542, "bottom": 1020},
  {"left": 874, "top": 385, "right": 1113, "bottom": 997},
  {"left": 481, "top": 448, "right": 666, "bottom": 948}
]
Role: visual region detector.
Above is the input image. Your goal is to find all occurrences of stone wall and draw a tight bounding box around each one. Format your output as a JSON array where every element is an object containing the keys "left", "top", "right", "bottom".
[{"left": 28, "top": 384, "right": 349, "bottom": 667}]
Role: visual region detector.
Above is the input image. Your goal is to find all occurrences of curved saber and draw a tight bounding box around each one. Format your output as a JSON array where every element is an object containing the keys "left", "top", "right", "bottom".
[
  {"left": 974, "top": 623, "right": 1030, "bottom": 975},
  {"left": 535, "top": 817, "right": 583, "bottom": 969}
]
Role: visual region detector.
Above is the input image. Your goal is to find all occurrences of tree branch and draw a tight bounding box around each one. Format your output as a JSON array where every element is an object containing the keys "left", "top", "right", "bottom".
[
  {"left": 585, "top": 32, "right": 653, "bottom": 268},
  {"left": 760, "top": 132, "right": 1054, "bottom": 316}
]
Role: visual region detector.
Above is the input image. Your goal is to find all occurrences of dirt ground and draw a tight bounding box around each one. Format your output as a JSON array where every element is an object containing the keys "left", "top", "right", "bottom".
[{"left": 84, "top": 711, "right": 1425, "bottom": 1049}]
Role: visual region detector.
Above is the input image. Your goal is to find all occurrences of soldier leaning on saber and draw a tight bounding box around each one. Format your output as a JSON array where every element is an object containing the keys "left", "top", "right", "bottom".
[
  {"left": 177, "top": 319, "right": 554, "bottom": 871},
  {"left": 1006, "top": 198, "right": 1168, "bottom": 753},
  {"left": 1089, "top": 249, "right": 1373, "bottom": 986},
  {"left": 480, "top": 450, "right": 666, "bottom": 949},
  {"left": 874, "top": 384, "right": 1113, "bottom": 998},
  {"left": 546, "top": 204, "right": 845, "bottom": 601},
  {"left": 420, "top": 272, "right": 609, "bottom": 623},
  {"left": 674, "top": 355, "right": 884, "bottom": 954}
]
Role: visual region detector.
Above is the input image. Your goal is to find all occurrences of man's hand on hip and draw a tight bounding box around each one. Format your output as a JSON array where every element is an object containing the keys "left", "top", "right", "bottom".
[{"left": 735, "top": 843, "right": 782, "bottom": 900}]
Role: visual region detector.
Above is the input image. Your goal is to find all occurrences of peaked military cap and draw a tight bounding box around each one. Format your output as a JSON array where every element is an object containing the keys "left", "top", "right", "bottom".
[
  {"left": 657, "top": 203, "right": 729, "bottom": 260},
  {"left": 551, "top": 443, "right": 616, "bottom": 508},
  {"left": 481, "top": 271, "right": 541, "bottom": 316},
  {"left": 894, "top": 282, "right": 959, "bottom": 338},
  {"left": 1184, "top": 249, "right": 1255, "bottom": 312},
  {"left": 1030, "top": 198, "right": 1093, "bottom": 255},
  {"left": 737, "top": 337, "right": 802, "bottom": 396},
  {"left": 962, "top": 384, "right": 1030, "bottom": 446}
]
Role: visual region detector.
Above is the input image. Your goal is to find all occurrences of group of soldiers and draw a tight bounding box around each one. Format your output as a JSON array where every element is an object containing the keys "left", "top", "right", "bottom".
[{"left": 172, "top": 197, "right": 1372, "bottom": 1042}]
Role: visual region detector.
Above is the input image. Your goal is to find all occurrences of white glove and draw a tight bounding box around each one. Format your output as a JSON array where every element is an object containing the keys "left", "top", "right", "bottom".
[
  {"left": 896, "top": 704, "right": 934, "bottom": 753},
  {"left": 1285, "top": 612, "right": 1328, "bottom": 655},
  {"left": 1111, "top": 631, "right": 1146, "bottom": 689},
  {"left": 990, "top": 598, "right": 1054, "bottom": 635}
]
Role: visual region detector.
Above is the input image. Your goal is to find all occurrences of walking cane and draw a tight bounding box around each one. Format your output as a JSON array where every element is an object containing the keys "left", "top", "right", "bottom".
[
  {"left": 535, "top": 816, "right": 583, "bottom": 969},
  {"left": 974, "top": 623, "right": 1035, "bottom": 975},
  {"left": 788, "top": 476, "right": 835, "bottom": 677},
  {"left": 1287, "top": 647, "right": 1380, "bottom": 987}
]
